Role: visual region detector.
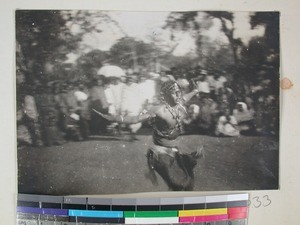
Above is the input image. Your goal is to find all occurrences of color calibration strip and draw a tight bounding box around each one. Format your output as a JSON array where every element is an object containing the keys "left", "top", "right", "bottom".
[{"left": 17, "top": 193, "right": 248, "bottom": 224}]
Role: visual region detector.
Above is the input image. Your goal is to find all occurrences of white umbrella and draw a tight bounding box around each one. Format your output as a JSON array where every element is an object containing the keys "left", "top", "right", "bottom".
[{"left": 97, "top": 65, "right": 126, "bottom": 78}]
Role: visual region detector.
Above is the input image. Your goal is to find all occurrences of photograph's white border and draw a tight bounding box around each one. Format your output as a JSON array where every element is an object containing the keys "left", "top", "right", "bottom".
[{"left": 1, "top": 0, "right": 300, "bottom": 224}]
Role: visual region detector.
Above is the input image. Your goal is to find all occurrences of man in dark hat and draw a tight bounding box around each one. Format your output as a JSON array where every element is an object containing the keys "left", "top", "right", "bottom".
[{"left": 93, "top": 80, "right": 204, "bottom": 191}]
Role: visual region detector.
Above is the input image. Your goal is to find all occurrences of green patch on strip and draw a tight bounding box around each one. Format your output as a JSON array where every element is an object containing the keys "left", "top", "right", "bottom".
[{"left": 124, "top": 211, "right": 178, "bottom": 218}]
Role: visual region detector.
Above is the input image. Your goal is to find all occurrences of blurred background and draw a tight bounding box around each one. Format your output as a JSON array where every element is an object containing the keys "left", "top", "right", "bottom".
[{"left": 15, "top": 10, "right": 279, "bottom": 146}]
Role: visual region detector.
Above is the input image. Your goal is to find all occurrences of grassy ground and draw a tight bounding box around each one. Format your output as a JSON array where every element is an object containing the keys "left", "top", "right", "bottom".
[{"left": 17, "top": 133, "right": 279, "bottom": 195}]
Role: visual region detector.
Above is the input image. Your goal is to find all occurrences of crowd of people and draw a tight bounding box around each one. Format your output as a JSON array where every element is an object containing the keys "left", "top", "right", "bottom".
[
  {"left": 181, "top": 69, "right": 278, "bottom": 137},
  {"left": 16, "top": 66, "right": 279, "bottom": 147}
]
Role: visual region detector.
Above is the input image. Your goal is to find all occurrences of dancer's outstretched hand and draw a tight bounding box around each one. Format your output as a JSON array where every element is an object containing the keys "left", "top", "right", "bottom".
[{"left": 92, "top": 108, "right": 115, "bottom": 121}]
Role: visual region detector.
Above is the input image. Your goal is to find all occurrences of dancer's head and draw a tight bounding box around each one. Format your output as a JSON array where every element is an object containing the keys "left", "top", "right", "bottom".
[{"left": 160, "top": 80, "right": 182, "bottom": 106}]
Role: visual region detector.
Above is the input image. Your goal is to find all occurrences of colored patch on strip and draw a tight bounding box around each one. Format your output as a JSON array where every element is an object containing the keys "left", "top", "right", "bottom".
[
  {"left": 17, "top": 207, "right": 68, "bottom": 216},
  {"left": 68, "top": 209, "right": 123, "bottom": 218},
  {"left": 179, "top": 214, "right": 228, "bottom": 223},
  {"left": 124, "top": 210, "right": 177, "bottom": 218},
  {"left": 229, "top": 212, "right": 248, "bottom": 220},
  {"left": 179, "top": 208, "right": 227, "bottom": 217},
  {"left": 228, "top": 206, "right": 248, "bottom": 214},
  {"left": 41, "top": 208, "right": 69, "bottom": 216}
]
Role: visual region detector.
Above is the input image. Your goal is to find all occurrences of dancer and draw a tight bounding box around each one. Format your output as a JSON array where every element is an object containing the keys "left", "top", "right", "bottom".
[{"left": 93, "top": 80, "right": 204, "bottom": 191}]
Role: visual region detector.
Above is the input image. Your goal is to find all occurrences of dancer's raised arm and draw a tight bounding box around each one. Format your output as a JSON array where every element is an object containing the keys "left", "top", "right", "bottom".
[
  {"left": 182, "top": 88, "right": 200, "bottom": 103},
  {"left": 92, "top": 108, "right": 154, "bottom": 124}
]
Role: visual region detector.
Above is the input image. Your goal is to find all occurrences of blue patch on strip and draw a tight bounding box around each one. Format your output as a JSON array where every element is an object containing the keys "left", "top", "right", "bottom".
[
  {"left": 68, "top": 209, "right": 123, "bottom": 218},
  {"left": 17, "top": 207, "right": 68, "bottom": 216},
  {"left": 41, "top": 208, "right": 69, "bottom": 216}
]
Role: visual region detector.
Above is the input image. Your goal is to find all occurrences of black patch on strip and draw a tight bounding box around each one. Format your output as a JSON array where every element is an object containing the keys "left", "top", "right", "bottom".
[
  {"left": 227, "top": 201, "right": 248, "bottom": 208},
  {"left": 88, "top": 204, "right": 111, "bottom": 211},
  {"left": 62, "top": 204, "right": 86, "bottom": 210},
  {"left": 137, "top": 205, "right": 160, "bottom": 211},
  {"left": 160, "top": 204, "right": 183, "bottom": 210},
  {"left": 69, "top": 216, "right": 125, "bottom": 223},
  {"left": 206, "top": 202, "right": 227, "bottom": 209},
  {"left": 183, "top": 203, "right": 206, "bottom": 210},
  {"left": 112, "top": 205, "right": 136, "bottom": 211},
  {"left": 41, "top": 202, "right": 62, "bottom": 209},
  {"left": 17, "top": 201, "right": 39, "bottom": 207}
]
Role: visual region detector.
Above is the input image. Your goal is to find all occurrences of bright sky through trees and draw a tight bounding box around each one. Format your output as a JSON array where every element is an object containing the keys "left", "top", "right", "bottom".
[{"left": 65, "top": 11, "right": 265, "bottom": 63}]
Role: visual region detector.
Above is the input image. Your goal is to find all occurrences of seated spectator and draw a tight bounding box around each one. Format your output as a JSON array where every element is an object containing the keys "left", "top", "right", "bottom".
[
  {"left": 198, "top": 95, "right": 218, "bottom": 135},
  {"left": 261, "top": 95, "right": 278, "bottom": 135},
  {"left": 216, "top": 91, "right": 230, "bottom": 114},
  {"left": 233, "top": 102, "right": 256, "bottom": 135},
  {"left": 222, "top": 82, "right": 235, "bottom": 111},
  {"left": 183, "top": 104, "right": 200, "bottom": 134},
  {"left": 205, "top": 71, "right": 217, "bottom": 100},
  {"left": 215, "top": 108, "right": 240, "bottom": 137},
  {"left": 214, "top": 71, "right": 227, "bottom": 95}
]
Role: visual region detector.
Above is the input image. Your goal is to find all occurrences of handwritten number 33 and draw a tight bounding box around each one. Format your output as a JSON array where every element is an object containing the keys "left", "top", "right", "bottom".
[{"left": 248, "top": 195, "right": 272, "bottom": 208}]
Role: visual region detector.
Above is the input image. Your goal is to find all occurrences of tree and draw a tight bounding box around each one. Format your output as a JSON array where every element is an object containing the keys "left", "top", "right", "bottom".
[
  {"left": 250, "top": 12, "right": 279, "bottom": 53},
  {"left": 16, "top": 10, "right": 70, "bottom": 83},
  {"left": 109, "top": 37, "right": 160, "bottom": 71},
  {"left": 163, "top": 11, "right": 242, "bottom": 69},
  {"left": 74, "top": 49, "right": 110, "bottom": 81},
  {"left": 16, "top": 10, "right": 117, "bottom": 83},
  {"left": 248, "top": 12, "right": 280, "bottom": 94},
  {"left": 163, "top": 12, "right": 213, "bottom": 59},
  {"left": 205, "top": 11, "right": 243, "bottom": 65}
]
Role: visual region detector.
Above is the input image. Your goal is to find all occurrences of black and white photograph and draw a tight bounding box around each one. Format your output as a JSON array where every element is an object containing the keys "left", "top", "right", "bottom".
[{"left": 16, "top": 10, "right": 280, "bottom": 195}]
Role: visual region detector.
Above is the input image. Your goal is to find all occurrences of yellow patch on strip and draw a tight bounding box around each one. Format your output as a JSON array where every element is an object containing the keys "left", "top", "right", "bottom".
[
  {"left": 205, "top": 208, "right": 228, "bottom": 215},
  {"left": 179, "top": 208, "right": 227, "bottom": 217}
]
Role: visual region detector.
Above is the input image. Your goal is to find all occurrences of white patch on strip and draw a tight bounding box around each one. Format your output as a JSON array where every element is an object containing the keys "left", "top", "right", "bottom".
[{"left": 125, "top": 217, "right": 179, "bottom": 224}]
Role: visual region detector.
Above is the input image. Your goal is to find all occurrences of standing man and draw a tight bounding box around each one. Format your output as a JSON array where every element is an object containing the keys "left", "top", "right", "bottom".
[
  {"left": 18, "top": 83, "right": 43, "bottom": 146},
  {"left": 121, "top": 74, "right": 144, "bottom": 141},
  {"left": 93, "top": 80, "right": 204, "bottom": 191},
  {"left": 88, "top": 77, "right": 109, "bottom": 134}
]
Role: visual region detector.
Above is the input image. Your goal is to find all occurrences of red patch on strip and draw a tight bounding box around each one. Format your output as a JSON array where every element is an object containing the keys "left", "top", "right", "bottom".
[
  {"left": 228, "top": 206, "right": 248, "bottom": 214},
  {"left": 229, "top": 212, "right": 248, "bottom": 219},
  {"left": 180, "top": 214, "right": 228, "bottom": 223}
]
